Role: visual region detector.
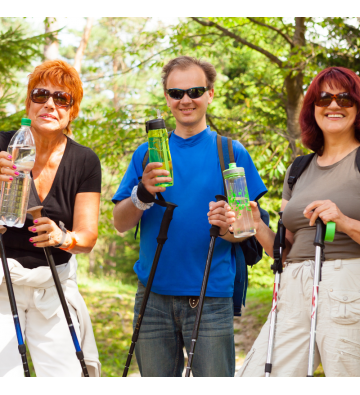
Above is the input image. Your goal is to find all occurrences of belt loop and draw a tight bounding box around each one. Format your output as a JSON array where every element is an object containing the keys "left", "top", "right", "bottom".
[{"left": 334, "top": 259, "right": 342, "bottom": 270}]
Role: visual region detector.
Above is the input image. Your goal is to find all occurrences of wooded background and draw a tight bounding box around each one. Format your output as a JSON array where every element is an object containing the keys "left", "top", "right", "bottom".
[{"left": 1, "top": 17, "right": 360, "bottom": 288}]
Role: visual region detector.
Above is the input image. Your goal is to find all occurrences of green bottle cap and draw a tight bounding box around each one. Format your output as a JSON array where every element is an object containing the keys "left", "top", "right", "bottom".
[
  {"left": 21, "top": 118, "right": 31, "bottom": 126},
  {"left": 324, "top": 221, "right": 336, "bottom": 242},
  {"left": 223, "top": 163, "right": 244, "bottom": 179}
]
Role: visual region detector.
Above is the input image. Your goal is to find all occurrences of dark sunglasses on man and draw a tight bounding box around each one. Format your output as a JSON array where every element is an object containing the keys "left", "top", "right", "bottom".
[
  {"left": 30, "top": 88, "right": 74, "bottom": 108},
  {"left": 166, "top": 86, "right": 210, "bottom": 100},
  {"left": 315, "top": 91, "right": 355, "bottom": 108}
]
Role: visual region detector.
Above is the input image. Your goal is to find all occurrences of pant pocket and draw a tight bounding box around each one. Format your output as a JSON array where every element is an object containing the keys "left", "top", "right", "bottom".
[{"left": 328, "top": 290, "right": 360, "bottom": 325}]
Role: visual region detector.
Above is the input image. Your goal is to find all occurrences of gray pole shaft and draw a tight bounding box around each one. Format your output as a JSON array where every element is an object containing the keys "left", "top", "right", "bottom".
[
  {"left": 307, "top": 245, "right": 322, "bottom": 376},
  {"left": 265, "top": 246, "right": 282, "bottom": 378}
]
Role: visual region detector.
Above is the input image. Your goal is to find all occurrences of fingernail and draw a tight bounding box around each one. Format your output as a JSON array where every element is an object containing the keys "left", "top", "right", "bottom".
[
  {"left": 7, "top": 155, "right": 12, "bottom": 159},
  {"left": 33, "top": 243, "right": 37, "bottom": 247},
  {"left": 29, "top": 238, "right": 33, "bottom": 242},
  {"left": 12, "top": 165, "right": 17, "bottom": 169},
  {"left": 34, "top": 220, "right": 38, "bottom": 224},
  {"left": 9, "top": 177, "right": 13, "bottom": 181},
  {"left": 32, "top": 228, "right": 36, "bottom": 232},
  {"left": 14, "top": 171, "right": 19, "bottom": 176}
]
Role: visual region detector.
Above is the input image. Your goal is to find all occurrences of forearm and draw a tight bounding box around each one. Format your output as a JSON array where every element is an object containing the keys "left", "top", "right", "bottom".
[
  {"left": 69, "top": 229, "right": 98, "bottom": 254},
  {"left": 340, "top": 216, "right": 360, "bottom": 244},
  {"left": 113, "top": 197, "right": 144, "bottom": 233}
]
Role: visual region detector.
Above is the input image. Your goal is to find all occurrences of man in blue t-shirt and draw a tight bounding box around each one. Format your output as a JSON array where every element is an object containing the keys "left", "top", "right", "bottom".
[{"left": 112, "top": 56, "right": 267, "bottom": 377}]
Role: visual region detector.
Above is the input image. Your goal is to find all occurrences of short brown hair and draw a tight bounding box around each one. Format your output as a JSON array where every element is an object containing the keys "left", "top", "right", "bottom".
[
  {"left": 161, "top": 56, "right": 217, "bottom": 91},
  {"left": 25, "top": 60, "right": 83, "bottom": 136}
]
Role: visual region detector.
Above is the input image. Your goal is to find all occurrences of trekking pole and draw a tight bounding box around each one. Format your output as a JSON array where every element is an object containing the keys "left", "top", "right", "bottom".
[
  {"left": 265, "top": 211, "right": 286, "bottom": 377},
  {"left": 185, "top": 194, "right": 226, "bottom": 377},
  {"left": 0, "top": 226, "right": 30, "bottom": 377},
  {"left": 27, "top": 206, "right": 89, "bottom": 377},
  {"left": 307, "top": 218, "right": 335, "bottom": 377},
  {"left": 122, "top": 198, "right": 178, "bottom": 377}
]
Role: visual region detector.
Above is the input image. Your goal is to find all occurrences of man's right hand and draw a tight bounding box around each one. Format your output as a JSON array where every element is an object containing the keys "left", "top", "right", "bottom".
[
  {"left": 0, "top": 151, "right": 18, "bottom": 182},
  {"left": 142, "top": 162, "right": 172, "bottom": 196}
]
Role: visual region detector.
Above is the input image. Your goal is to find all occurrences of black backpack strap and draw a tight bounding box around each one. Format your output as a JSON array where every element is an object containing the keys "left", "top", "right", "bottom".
[
  {"left": 356, "top": 146, "right": 360, "bottom": 172},
  {"left": 288, "top": 153, "right": 315, "bottom": 191},
  {"left": 142, "top": 131, "right": 173, "bottom": 172}
]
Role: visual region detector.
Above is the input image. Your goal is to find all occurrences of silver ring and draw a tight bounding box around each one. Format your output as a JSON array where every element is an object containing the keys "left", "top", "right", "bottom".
[{"left": 48, "top": 233, "right": 53, "bottom": 241}]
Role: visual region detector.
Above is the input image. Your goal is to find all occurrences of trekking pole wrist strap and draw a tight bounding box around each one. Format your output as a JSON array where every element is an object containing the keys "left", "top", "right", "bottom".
[{"left": 131, "top": 184, "right": 155, "bottom": 211}]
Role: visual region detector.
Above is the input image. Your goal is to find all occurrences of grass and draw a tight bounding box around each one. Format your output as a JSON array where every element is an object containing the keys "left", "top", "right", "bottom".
[{"left": 23, "top": 276, "right": 324, "bottom": 377}]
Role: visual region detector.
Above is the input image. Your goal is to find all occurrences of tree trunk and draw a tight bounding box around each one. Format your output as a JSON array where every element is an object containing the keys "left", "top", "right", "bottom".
[
  {"left": 74, "top": 17, "right": 94, "bottom": 73},
  {"left": 44, "top": 17, "right": 59, "bottom": 60},
  {"left": 285, "top": 17, "right": 306, "bottom": 154}
]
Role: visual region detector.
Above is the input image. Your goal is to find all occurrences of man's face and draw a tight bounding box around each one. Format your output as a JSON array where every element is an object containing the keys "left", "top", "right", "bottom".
[{"left": 165, "top": 65, "right": 214, "bottom": 129}]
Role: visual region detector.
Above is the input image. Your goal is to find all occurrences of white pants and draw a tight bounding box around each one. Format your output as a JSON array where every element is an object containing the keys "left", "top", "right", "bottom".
[
  {"left": 237, "top": 258, "right": 360, "bottom": 377},
  {"left": 0, "top": 263, "right": 82, "bottom": 377}
]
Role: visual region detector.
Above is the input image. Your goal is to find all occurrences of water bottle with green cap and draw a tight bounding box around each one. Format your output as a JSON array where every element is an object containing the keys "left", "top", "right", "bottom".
[
  {"left": 223, "top": 162, "right": 256, "bottom": 238},
  {"left": 145, "top": 111, "right": 173, "bottom": 187},
  {"left": 0, "top": 118, "right": 36, "bottom": 227}
]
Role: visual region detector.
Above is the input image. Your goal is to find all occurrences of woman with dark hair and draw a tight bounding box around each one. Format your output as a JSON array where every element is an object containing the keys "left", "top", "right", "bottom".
[
  {"left": 235, "top": 66, "right": 360, "bottom": 377},
  {"left": 0, "top": 60, "right": 101, "bottom": 377}
]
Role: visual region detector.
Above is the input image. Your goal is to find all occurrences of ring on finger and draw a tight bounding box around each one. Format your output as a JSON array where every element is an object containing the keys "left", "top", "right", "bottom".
[{"left": 48, "top": 233, "right": 53, "bottom": 241}]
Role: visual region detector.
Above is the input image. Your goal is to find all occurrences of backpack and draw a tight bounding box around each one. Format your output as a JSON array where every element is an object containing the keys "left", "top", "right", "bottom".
[
  {"left": 141, "top": 133, "right": 269, "bottom": 317},
  {"left": 287, "top": 147, "right": 360, "bottom": 191}
]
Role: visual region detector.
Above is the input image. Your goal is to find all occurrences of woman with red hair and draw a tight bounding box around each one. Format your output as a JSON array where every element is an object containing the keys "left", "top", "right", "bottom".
[
  {"left": 234, "top": 66, "right": 360, "bottom": 377},
  {"left": 0, "top": 60, "right": 101, "bottom": 376}
]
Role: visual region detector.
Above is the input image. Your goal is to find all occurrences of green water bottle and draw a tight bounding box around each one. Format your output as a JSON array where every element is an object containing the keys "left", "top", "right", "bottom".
[{"left": 145, "top": 114, "right": 173, "bottom": 187}]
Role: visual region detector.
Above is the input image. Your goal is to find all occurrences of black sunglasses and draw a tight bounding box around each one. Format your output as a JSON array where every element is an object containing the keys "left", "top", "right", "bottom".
[
  {"left": 315, "top": 91, "right": 355, "bottom": 108},
  {"left": 30, "top": 88, "right": 74, "bottom": 108},
  {"left": 166, "top": 86, "right": 210, "bottom": 100}
]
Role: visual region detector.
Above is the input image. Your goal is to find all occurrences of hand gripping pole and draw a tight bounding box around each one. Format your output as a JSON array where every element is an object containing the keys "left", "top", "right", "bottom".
[
  {"left": 185, "top": 195, "right": 227, "bottom": 377},
  {"left": 307, "top": 219, "right": 335, "bottom": 377},
  {"left": 0, "top": 226, "right": 30, "bottom": 376},
  {"left": 27, "top": 206, "right": 89, "bottom": 377},
  {"left": 122, "top": 197, "right": 178, "bottom": 377},
  {"left": 265, "top": 212, "right": 286, "bottom": 377}
]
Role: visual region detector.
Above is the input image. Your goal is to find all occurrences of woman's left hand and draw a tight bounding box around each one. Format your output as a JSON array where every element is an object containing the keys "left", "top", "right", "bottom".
[
  {"left": 28, "top": 217, "right": 64, "bottom": 248},
  {"left": 303, "top": 200, "right": 347, "bottom": 232}
]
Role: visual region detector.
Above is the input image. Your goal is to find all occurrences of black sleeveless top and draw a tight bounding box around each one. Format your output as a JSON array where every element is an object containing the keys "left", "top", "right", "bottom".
[{"left": 0, "top": 131, "right": 101, "bottom": 269}]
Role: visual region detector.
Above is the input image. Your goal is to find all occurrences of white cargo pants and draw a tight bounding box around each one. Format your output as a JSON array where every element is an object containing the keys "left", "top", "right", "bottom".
[
  {"left": 237, "top": 258, "right": 360, "bottom": 377},
  {"left": 0, "top": 260, "right": 82, "bottom": 377}
]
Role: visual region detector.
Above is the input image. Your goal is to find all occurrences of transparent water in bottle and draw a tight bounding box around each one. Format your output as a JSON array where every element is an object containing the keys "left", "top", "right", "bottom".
[
  {"left": 224, "top": 164, "right": 256, "bottom": 239},
  {"left": 0, "top": 119, "right": 35, "bottom": 228}
]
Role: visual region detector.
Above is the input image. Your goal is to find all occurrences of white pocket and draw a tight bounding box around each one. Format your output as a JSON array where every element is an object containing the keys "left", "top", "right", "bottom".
[{"left": 329, "top": 290, "right": 360, "bottom": 325}]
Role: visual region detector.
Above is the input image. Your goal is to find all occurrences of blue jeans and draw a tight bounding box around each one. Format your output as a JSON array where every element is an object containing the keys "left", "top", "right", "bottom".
[{"left": 133, "top": 281, "right": 235, "bottom": 377}]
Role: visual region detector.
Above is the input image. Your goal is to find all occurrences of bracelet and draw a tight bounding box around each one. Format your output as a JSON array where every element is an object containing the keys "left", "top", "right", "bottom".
[
  {"left": 131, "top": 185, "right": 154, "bottom": 211},
  {"left": 59, "top": 231, "right": 78, "bottom": 251}
]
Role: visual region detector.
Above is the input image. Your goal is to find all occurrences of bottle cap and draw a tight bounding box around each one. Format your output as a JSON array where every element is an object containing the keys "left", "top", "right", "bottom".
[
  {"left": 21, "top": 118, "right": 31, "bottom": 126},
  {"left": 223, "top": 163, "right": 245, "bottom": 179},
  {"left": 146, "top": 118, "right": 166, "bottom": 133}
]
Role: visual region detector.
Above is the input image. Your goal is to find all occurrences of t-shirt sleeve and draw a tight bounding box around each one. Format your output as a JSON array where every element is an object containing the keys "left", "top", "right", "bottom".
[
  {"left": 282, "top": 164, "right": 292, "bottom": 201},
  {"left": 112, "top": 143, "right": 148, "bottom": 204},
  {"left": 232, "top": 140, "right": 267, "bottom": 201},
  {"left": 77, "top": 149, "right": 102, "bottom": 193}
]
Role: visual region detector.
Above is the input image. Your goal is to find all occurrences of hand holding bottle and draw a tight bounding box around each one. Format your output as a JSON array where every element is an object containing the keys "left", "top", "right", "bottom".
[
  {"left": 0, "top": 151, "right": 19, "bottom": 182},
  {"left": 142, "top": 162, "right": 173, "bottom": 196}
]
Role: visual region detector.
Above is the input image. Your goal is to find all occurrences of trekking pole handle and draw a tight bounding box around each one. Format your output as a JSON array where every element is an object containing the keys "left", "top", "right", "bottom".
[
  {"left": 209, "top": 194, "right": 227, "bottom": 237},
  {"left": 156, "top": 202, "right": 178, "bottom": 244},
  {"left": 0, "top": 226, "right": 7, "bottom": 235},
  {"left": 27, "top": 206, "right": 45, "bottom": 233}
]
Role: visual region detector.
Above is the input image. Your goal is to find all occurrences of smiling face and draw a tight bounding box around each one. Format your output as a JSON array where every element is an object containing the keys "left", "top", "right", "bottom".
[
  {"left": 165, "top": 65, "right": 214, "bottom": 134},
  {"left": 27, "top": 82, "right": 72, "bottom": 137},
  {"left": 315, "top": 82, "right": 357, "bottom": 139}
]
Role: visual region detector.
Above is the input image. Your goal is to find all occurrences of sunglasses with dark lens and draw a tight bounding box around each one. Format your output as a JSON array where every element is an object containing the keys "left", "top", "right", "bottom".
[
  {"left": 166, "top": 86, "right": 210, "bottom": 100},
  {"left": 315, "top": 91, "right": 355, "bottom": 108},
  {"left": 30, "top": 88, "right": 74, "bottom": 108}
]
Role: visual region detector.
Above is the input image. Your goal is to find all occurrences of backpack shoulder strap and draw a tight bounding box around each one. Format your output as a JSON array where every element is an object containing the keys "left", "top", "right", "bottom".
[
  {"left": 356, "top": 146, "right": 360, "bottom": 172},
  {"left": 142, "top": 131, "right": 173, "bottom": 172},
  {"left": 288, "top": 153, "right": 315, "bottom": 191},
  {"left": 217, "top": 135, "right": 235, "bottom": 197}
]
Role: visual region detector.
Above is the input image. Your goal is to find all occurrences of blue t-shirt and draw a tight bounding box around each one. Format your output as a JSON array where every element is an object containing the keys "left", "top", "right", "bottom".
[{"left": 112, "top": 126, "right": 267, "bottom": 297}]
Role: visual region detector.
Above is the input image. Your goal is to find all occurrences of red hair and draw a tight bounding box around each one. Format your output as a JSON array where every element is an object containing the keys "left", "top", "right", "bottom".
[
  {"left": 25, "top": 60, "right": 83, "bottom": 136},
  {"left": 300, "top": 66, "right": 360, "bottom": 155}
]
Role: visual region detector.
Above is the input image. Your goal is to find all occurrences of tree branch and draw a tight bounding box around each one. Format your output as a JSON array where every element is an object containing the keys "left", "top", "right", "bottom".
[
  {"left": 191, "top": 17, "right": 283, "bottom": 67},
  {"left": 247, "top": 17, "right": 294, "bottom": 47}
]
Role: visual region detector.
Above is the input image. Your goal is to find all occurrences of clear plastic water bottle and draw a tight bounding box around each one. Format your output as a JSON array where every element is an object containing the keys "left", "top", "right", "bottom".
[
  {"left": 0, "top": 118, "right": 36, "bottom": 227},
  {"left": 223, "top": 163, "right": 256, "bottom": 238},
  {"left": 145, "top": 111, "right": 173, "bottom": 187}
]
